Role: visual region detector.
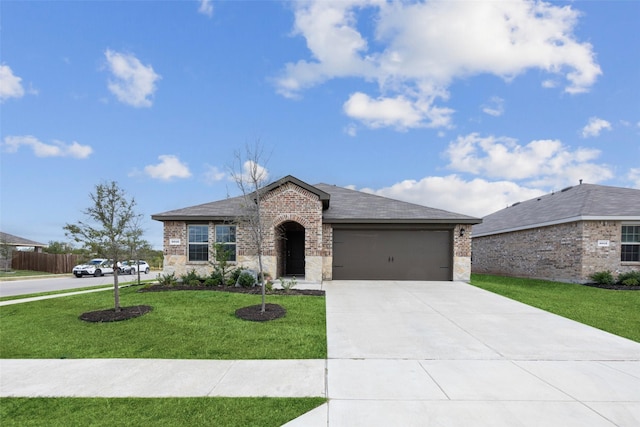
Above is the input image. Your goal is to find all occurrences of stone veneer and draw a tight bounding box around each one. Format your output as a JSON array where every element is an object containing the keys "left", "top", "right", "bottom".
[
  {"left": 472, "top": 220, "right": 639, "bottom": 283},
  {"left": 161, "top": 183, "right": 474, "bottom": 282}
]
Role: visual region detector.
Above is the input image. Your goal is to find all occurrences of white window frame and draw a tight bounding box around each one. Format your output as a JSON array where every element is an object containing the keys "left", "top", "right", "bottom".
[
  {"left": 621, "top": 223, "right": 640, "bottom": 262},
  {"left": 215, "top": 225, "right": 237, "bottom": 262},
  {"left": 188, "top": 224, "right": 209, "bottom": 262}
]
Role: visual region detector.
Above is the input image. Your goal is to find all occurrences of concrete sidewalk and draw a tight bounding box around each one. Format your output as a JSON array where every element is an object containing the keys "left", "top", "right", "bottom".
[
  {"left": 0, "top": 359, "right": 326, "bottom": 398},
  {"left": 1, "top": 280, "right": 639, "bottom": 426}
]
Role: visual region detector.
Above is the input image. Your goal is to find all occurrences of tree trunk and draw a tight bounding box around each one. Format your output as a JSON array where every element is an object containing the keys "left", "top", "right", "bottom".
[
  {"left": 113, "top": 265, "right": 121, "bottom": 312},
  {"left": 258, "top": 251, "right": 265, "bottom": 313}
]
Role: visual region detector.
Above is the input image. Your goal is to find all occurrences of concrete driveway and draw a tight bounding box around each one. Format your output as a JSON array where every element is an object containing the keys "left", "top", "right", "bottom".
[{"left": 290, "top": 280, "right": 640, "bottom": 426}]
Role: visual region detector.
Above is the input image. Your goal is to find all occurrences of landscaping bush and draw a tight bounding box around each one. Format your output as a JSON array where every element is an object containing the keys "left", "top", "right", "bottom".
[
  {"left": 208, "top": 270, "right": 224, "bottom": 286},
  {"left": 156, "top": 272, "right": 177, "bottom": 287},
  {"left": 590, "top": 270, "right": 615, "bottom": 285},
  {"left": 229, "top": 267, "right": 245, "bottom": 286},
  {"left": 203, "top": 277, "right": 218, "bottom": 287},
  {"left": 280, "top": 276, "right": 297, "bottom": 293},
  {"left": 617, "top": 270, "right": 640, "bottom": 286},
  {"left": 237, "top": 271, "right": 256, "bottom": 288},
  {"left": 181, "top": 269, "right": 202, "bottom": 285}
]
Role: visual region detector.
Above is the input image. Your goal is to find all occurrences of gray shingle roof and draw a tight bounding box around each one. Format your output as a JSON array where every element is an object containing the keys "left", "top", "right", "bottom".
[
  {"left": 315, "top": 184, "right": 480, "bottom": 224},
  {"left": 0, "top": 232, "right": 46, "bottom": 247},
  {"left": 151, "top": 177, "right": 481, "bottom": 224},
  {"left": 473, "top": 184, "right": 640, "bottom": 237}
]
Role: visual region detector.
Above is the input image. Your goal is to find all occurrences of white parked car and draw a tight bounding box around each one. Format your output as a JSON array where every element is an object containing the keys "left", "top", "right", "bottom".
[
  {"left": 72, "top": 258, "right": 115, "bottom": 278},
  {"left": 121, "top": 260, "right": 150, "bottom": 275}
]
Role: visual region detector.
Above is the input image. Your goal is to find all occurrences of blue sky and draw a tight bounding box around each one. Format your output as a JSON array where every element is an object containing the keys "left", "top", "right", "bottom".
[{"left": 1, "top": 0, "right": 639, "bottom": 250}]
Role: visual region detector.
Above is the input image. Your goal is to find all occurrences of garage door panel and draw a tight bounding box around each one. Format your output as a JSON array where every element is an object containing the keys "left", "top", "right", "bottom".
[{"left": 333, "top": 229, "right": 452, "bottom": 281}]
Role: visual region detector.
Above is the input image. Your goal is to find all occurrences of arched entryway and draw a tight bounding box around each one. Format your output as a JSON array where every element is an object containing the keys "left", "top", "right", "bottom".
[{"left": 278, "top": 221, "right": 305, "bottom": 277}]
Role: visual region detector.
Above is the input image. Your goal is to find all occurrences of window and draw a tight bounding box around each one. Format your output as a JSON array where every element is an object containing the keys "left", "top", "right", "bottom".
[
  {"left": 215, "top": 225, "right": 236, "bottom": 262},
  {"left": 621, "top": 225, "right": 640, "bottom": 262},
  {"left": 188, "top": 225, "right": 209, "bottom": 262}
]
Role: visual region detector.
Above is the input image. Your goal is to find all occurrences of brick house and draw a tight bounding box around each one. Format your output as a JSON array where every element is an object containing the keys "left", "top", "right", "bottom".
[
  {"left": 152, "top": 175, "right": 481, "bottom": 282},
  {"left": 472, "top": 183, "right": 640, "bottom": 283}
]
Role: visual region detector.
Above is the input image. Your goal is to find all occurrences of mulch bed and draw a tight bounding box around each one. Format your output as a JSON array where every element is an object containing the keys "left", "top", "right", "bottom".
[
  {"left": 235, "top": 303, "right": 286, "bottom": 322},
  {"left": 79, "top": 305, "right": 153, "bottom": 323},
  {"left": 138, "top": 284, "right": 325, "bottom": 296},
  {"left": 581, "top": 283, "right": 640, "bottom": 291},
  {"left": 78, "top": 285, "right": 321, "bottom": 323}
]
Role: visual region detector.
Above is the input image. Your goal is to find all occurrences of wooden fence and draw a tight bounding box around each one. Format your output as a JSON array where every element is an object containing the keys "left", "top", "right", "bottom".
[{"left": 12, "top": 252, "right": 79, "bottom": 274}]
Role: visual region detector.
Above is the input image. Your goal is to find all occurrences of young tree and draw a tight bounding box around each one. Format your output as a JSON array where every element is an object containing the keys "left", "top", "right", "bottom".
[
  {"left": 64, "top": 181, "right": 142, "bottom": 311},
  {"left": 122, "top": 214, "right": 151, "bottom": 285},
  {"left": 231, "top": 143, "right": 271, "bottom": 313}
]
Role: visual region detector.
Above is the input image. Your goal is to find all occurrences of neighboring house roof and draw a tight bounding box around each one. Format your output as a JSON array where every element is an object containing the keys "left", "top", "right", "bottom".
[
  {"left": 473, "top": 183, "right": 640, "bottom": 237},
  {"left": 151, "top": 176, "right": 481, "bottom": 224},
  {"left": 0, "top": 232, "right": 47, "bottom": 247}
]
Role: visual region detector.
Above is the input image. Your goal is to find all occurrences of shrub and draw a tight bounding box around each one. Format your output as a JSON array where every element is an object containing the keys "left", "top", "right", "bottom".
[
  {"left": 204, "top": 277, "right": 218, "bottom": 287},
  {"left": 279, "top": 276, "right": 297, "bottom": 293},
  {"left": 590, "top": 271, "right": 615, "bottom": 285},
  {"left": 617, "top": 271, "right": 640, "bottom": 286},
  {"left": 237, "top": 271, "right": 256, "bottom": 288},
  {"left": 181, "top": 269, "right": 201, "bottom": 284},
  {"left": 157, "top": 272, "right": 177, "bottom": 287},
  {"left": 208, "top": 270, "right": 224, "bottom": 286},
  {"left": 264, "top": 280, "right": 274, "bottom": 293},
  {"left": 229, "top": 267, "right": 245, "bottom": 286}
]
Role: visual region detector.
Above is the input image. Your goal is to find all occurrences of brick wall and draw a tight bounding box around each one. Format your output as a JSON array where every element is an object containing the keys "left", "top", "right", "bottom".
[
  {"left": 472, "top": 220, "right": 639, "bottom": 283},
  {"left": 161, "top": 183, "right": 326, "bottom": 280}
]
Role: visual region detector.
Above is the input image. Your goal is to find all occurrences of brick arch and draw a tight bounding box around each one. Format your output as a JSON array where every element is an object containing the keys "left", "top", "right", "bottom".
[{"left": 273, "top": 213, "right": 312, "bottom": 229}]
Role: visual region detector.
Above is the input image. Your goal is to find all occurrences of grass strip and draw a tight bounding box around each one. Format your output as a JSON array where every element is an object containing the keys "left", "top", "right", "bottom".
[
  {"left": 470, "top": 274, "right": 640, "bottom": 342},
  {"left": 1, "top": 397, "right": 326, "bottom": 427},
  {"left": 0, "top": 281, "right": 154, "bottom": 302},
  {"left": 0, "top": 286, "right": 327, "bottom": 359}
]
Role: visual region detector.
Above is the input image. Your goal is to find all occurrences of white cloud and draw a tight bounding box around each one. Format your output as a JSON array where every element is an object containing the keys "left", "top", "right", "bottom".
[
  {"left": 581, "top": 117, "right": 612, "bottom": 138},
  {"left": 361, "top": 175, "right": 545, "bottom": 218},
  {"left": 445, "top": 133, "right": 612, "bottom": 188},
  {"left": 144, "top": 155, "right": 192, "bottom": 181},
  {"left": 0, "top": 64, "right": 25, "bottom": 102},
  {"left": 203, "top": 165, "right": 227, "bottom": 184},
  {"left": 277, "top": 0, "right": 600, "bottom": 130},
  {"left": 482, "top": 96, "right": 505, "bottom": 117},
  {"left": 198, "top": 0, "right": 213, "bottom": 17},
  {"left": 3, "top": 135, "right": 93, "bottom": 158},
  {"left": 629, "top": 168, "right": 640, "bottom": 189},
  {"left": 105, "top": 49, "right": 161, "bottom": 107},
  {"left": 239, "top": 160, "right": 269, "bottom": 185},
  {"left": 344, "top": 92, "right": 429, "bottom": 130}
]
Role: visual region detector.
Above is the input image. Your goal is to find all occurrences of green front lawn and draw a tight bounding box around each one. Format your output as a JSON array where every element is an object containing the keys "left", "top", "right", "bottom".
[
  {"left": 1, "top": 397, "right": 326, "bottom": 427},
  {"left": 471, "top": 274, "right": 640, "bottom": 342},
  {"left": 0, "top": 286, "right": 327, "bottom": 359}
]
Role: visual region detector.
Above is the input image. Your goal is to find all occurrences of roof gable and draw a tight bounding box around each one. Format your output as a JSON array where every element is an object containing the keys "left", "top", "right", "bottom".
[
  {"left": 474, "top": 184, "right": 640, "bottom": 237},
  {"left": 261, "top": 175, "right": 330, "bottom": 209}
]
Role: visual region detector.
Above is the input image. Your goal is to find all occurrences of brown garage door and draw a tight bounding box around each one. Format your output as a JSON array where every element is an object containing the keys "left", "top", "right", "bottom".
[{"left": 332, "top": 229, "right": 452, "bottom": 280}]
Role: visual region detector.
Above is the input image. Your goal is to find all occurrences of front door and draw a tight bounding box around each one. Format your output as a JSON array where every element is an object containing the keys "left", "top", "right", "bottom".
[{"left": 284, "top": 223, "right": 305, "bottom": 276}]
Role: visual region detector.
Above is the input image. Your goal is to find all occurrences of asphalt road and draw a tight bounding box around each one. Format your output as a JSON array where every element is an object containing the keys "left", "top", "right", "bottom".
[{"left": 0, "top": 272, "right": 155, "bottom": 298}]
